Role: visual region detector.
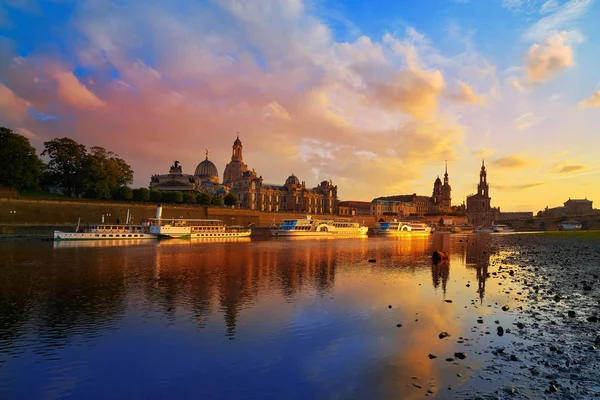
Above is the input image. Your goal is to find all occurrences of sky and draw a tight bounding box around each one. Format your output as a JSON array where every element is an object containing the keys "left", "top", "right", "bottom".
[{"left": 1, "top": 0, "right": 599, "bottom": 212}]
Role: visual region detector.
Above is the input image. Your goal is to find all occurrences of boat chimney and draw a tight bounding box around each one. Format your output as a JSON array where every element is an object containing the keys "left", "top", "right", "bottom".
[{"left": 156, "top": 204, "right": 163, "bottom": 220}]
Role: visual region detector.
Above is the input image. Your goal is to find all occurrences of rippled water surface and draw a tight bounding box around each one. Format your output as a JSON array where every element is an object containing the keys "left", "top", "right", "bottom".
[{"left": 1, "top": 235, "right": 519, "bottom": 399}]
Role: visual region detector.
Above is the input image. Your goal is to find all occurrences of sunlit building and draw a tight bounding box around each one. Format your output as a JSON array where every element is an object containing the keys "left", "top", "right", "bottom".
[{"left": 466, "top": 161, "right": 498, "bottom": 227}]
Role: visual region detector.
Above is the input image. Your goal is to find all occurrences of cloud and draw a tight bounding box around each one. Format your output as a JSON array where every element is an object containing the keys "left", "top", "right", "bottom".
[
  {"left": 46, "top": 67, "right": 107, "bottom": 110},
  {"left": 578, "top": 91, "right": 600, "bottom": 108},
  {"left": 0, "top": 82, "right": 30, "bottom": 122},
  {"left": 524, "top": 31, "right": 574, "bottom": 84},
  {"left": 523, "top": 0, "right": 592, "bottom": 42},
  {"left": 558, "top": 165, "right": 587, "bottom": 173},
  {"left": 515, "top": 112, "right": 535, "bottom": 130},
  {"left": 495, "top": 182, "right": 544, "bottom": 190},
  {"left": 15, "top": 127, "right": 41, "bottom": 142},
  {"left": 540, "top": 0, "right": 560, "bottom": 14},
  {"left": 447, "top": 82, "right": 485, "bottom": 105},
  {"left": 472, "top": 148, "right": 494, "bottom": 158},
  {"left": 491, "top": 154, "right": 535, "bottom": 169}
]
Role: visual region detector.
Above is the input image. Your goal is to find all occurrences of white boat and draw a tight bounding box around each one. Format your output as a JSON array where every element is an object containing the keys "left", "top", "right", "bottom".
[
  {"left": 271, "top": 215, "right": 368, "bottom": 237},
  {"left": 373, "top": 220, "right": 432, "bottom": 236},
  {"left": 474, "top": 226, "right": 494, "bottom": 233},
  {"left": 148, "top": 205, "right": 251, "bottom": 239},
  {"left": 53, "top": 211, "right": 155, "bottom": 241},
  {"left": 557, "top": 220, "right": 582, "bottom": 231},
  {"left": 492, "top": 223, "right": 515, "bottom": 233}
]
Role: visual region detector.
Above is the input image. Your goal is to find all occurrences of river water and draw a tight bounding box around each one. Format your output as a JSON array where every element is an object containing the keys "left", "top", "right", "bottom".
[{"left": 1, "top": 234, "right": 588, "bottom": 399}]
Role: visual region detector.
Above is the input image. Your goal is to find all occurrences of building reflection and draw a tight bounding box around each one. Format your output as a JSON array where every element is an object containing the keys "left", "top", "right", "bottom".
[
  {"left": 430, "top": 234, "right": 451, "bottom": 294},
  {"left": 464, "top": 235, "right": 492, "bottom": 301}
]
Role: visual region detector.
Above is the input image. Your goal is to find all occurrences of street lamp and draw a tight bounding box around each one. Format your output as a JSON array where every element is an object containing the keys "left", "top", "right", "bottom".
[
  {"left": 231, "top": 217, "right": 235, "bottom": 226},
  {"left": 9, "top": 210, "right": 16, "bottom": 224},
  {"left": 106, "top": 213, "right": 112, "bottom": 224}
]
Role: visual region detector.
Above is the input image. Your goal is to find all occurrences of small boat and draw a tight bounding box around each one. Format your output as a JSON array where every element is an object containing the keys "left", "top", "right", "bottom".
[
  {"left": 451, "top": 224, "right": 474, "bottom": 233},
  {"left": 557, "top": 220, "right": 582, "bottom": 231},
  {"left": 373, "top": 219, "right": 432, "bottom": 236},
  {"left": 270, "top": 215, "right": 368, "bottom": 237},
  {"left": 148, "top": 205, "right": 251, "bottom": 239},
  {"left": 473, "top": 226, "right": 493, "bottom": 233},
  {"left": 53, "top": 211, "right": 155, "bottom": 241},
  {"left": 492, "top": 223, "right": 515, "bottom": 233}
]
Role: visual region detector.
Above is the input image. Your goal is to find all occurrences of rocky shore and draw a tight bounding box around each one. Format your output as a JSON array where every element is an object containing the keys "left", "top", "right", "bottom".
[{"left": 456, "top": 232, "right": 600, "bottom": 399}]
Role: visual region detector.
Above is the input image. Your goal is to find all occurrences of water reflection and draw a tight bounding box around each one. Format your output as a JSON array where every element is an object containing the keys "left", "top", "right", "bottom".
[{"left": 1, "top": 235, "right": 503, "bottom": 399}]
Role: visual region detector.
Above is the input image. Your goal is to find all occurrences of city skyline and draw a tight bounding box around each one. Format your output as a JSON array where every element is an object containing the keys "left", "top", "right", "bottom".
[{"left": 1, "top": 0, "right": 599, "bottom": 212}]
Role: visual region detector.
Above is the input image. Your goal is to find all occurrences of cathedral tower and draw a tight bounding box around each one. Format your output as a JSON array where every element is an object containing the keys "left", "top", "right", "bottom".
[
  {"left": 441, "top": 161, "right": 452, "bottom": 212},
  {"left": 223, "top": 134, "right": 249, "bottom": 185}
]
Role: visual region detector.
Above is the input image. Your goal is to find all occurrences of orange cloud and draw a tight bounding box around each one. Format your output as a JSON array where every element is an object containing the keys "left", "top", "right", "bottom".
[
  {"left": 578, "top": 91, "right": 600, "bottom": 108},
  {"left": 447, "top": 82, "right": 485, "bottom": 105},
  {"left": 491, "top": 155, "right": 535, "bottom": 169},
  {"left": 46, "top": 67, "right": 107, "bottom": 110},
  {"left": 525, "top": 31, "right": 574, "bottom": 84},
  {"left": 0, "top": 82, "right": 30, "bottom": 122}
]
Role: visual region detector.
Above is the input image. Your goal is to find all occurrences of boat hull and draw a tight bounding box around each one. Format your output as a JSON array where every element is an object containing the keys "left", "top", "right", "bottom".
[
  {"left": 53, "top": 231, "right": 156, "bottom": 241},
  {"left": 272, "top": 228, "right": 368, "bottom": 237}
]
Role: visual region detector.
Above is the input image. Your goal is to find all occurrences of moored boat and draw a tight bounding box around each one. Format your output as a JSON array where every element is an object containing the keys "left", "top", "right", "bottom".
[
  {"left": 53, "top": 211, "right": 155, "bottom": 241},
  {"left": 373, "top": 220, "right": 432, "bottom": 236},
  {"left": 451, "top": 224, "right": 474, "bottom": 233},
  {"left": 557, "top": 220, "right": 582, "bottom": 231},
  {"left": 270, "top": 215, "right": 368, "bottom": 237},
  {"left": 492, "top": 223, "right": 515, "bottom": 232},
  {"left": 473, "top": 226, "right": 493, "bottom": 233},
  {"left": 148, "top": 205, "right": 251, "bottom": 238}
]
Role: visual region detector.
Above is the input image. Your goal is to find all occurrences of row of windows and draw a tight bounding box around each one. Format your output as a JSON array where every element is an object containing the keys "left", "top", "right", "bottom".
[{"left": 95, "top": 234, "right": 145, "bottom": 238}]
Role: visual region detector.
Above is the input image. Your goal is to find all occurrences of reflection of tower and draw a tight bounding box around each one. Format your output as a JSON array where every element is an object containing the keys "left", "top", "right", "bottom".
[
  {"left": 441, "top": 161, "right": 452, "bottom": 212},
  {"left": 218, "top": 255, "right": 254, "bottom": 340},
  {"left": 465, "top": 235, "right": 492, "bottom": 301},
  {"left": 431, "top": 234, "right": 451, "bottom": 294}
]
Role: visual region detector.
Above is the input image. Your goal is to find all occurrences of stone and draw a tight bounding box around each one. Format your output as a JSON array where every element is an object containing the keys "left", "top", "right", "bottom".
[
  {"left": 568, "top": 311, "right": 576, "bottom": 318},
  {"left": 586, "top": 316, "right": 598, "bottom": 323},
  {"left": 510, "top": 354, "right": 519, "bottom": 361},
  {"left": 412, "top": 383, "right": 422, "bottom": 389},
  {"left": 428, "top": 354, "right": 438, "bottom": 359},
  {"left": 368, "top": 259, "right": 376, "bottom": 263},
  {"left": 497, "top": 326, "right": 504, "bottom": 336},
  {"left": 396, "top": 324, "right": 402, "bottom": 328},
  {"left": 444, "top": 299, "right": 453, "bottom": 303},
  {"left": 439, "top": 332, "right": 451, "bottom": 339},
  {"left": 445, "top": 358, "right": 455, "bottom": 362},
  {"left": 388, "top": 305, "right": 392, "bottom": 309},
  {"left": 454, "top": 352, "right": 467, "bottom": 360},
  {"left": 502, "top": 305, "right": 510, "bottom": 311}
]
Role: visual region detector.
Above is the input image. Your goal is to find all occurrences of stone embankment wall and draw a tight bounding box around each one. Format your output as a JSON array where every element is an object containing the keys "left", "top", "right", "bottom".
[{"left": 0, "top": 198, "right": 376, "bottom": 227}]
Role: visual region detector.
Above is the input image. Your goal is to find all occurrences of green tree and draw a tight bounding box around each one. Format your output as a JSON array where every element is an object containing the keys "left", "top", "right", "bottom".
[
  {"left": 183, "top": 193, "right": 197, "bottom": 204},
  {"left": 82, "top": 146, "right": 134, "bottom": 199},
  {"left": 113, "top": 186, "right": 133, "bottom": 200},
  {"left": 42, "top": 137, "right": 87, "bottom": 196},
  {"left": 162, "top": 191, "right": 183, "bottom": 203},
  {"left": 132, "top": 188, "right": 150, "bottom": 202},
  {"left": 196, "top": 193, "right": 212, "bottom": 205},
  {"left": 0, "top": 127, "right": 44, "bottom": 191},
  {"left": 211, "top": 195, "right": 223, "bottom": 206},
  {"left": 224, "top": 193, "right": 237, "bottom": 206},
  {"left": 149, "top": 190, "right": 162, "bottom": 202}
]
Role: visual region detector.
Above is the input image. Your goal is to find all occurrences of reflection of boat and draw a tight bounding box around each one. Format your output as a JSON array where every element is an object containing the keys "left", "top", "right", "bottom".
[
  {"left": 271, "top": 215, "right": 368, "bottom": 237},
  {"left": 557, "top": 220, "right": 582, "bottom": 231},
  {"left": 149, "top": 205, "right": 251, "bottom": 239},
  {"left": 156, "top": 237, "right": 252, "bottom": 246},
  {"left": 451, "top": 224, "right": 474, "bottom": 233},
  {"left": 53, "top": 211, "right": 155, "bottom": 241},
  {"left": 53, "top": 239, "right": 156, "bottom": 248},
  {"left": 492, "top": 223, "right": 515, "bottom": 232},
  {"left": 373, "top": 220, "right": 432, "bottom": 236}
]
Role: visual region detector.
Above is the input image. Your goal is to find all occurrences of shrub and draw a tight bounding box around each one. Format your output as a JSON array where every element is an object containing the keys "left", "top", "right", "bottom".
[
  {"left": 132, "top": 188, "right": 150, "bottom": 202},
  {"left": 183, "top": 193, "right": 197, "bottom": 204},
  {"left": 149, "top": 190, "right": 162, "bottom": 202},
  {"left": 211, "top": 196, "right": 223, "bottom": 206},
  {"left": 162, "top": 191, "right": 183, "bottom": 203},
  {"left": 224, "top": 193, "right": 237, "bottom": 206},
  {"left": 197, "top": 193, "right": 212, "bottom": 205},
  {"left": 113, "top": 186, "right": 133, "bottom": 200}
]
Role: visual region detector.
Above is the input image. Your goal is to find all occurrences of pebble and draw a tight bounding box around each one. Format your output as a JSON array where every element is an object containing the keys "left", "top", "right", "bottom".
[
  {"left": 439, "top": 332, "right": 451, "bottom": 339},
  {"left": 454, "top": 352, "right": 467, "bottom": 360}
]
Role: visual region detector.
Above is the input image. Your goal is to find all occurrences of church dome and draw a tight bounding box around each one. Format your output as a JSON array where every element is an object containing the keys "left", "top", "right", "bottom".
[
  {"left": 434, "top": 176, "right": 442, "bottom": 186},
  {"left": 285, "top": 174, "right": 300, "bottom": 186},
  {"left": 195, "top": 158, "right": 219, "bottom": 183},
  {"left": 233, "top": 135, "right": 242, "bottom": 146}
]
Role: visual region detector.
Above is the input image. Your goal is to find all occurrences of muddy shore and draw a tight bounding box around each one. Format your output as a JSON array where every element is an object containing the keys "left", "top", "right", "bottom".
[{"left": 454, "top": 232, "right": 600, "bottom": 399}]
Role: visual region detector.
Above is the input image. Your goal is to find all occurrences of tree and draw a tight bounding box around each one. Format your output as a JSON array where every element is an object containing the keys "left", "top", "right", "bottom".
[
  {"left": 42, "top": 137, "right": 87, "bottom": 196},
  {"left": 149, "top": 190, "right": 162, "bottom": 202},
  {"left": 132, "top": 188, "right": 150, "bottom": 202},
  {"left": 113, "top": 186, "right": 133, "bottom": 200},
  {"left": 224, "top": 193, "right": 237, "bottom": 206},
  {"left": 183, "top": 193, "right": 197, "bottom": 204},
  {"left": 197, "top": 193, "right": 212, "bottom": 205},
  {"left": 0, "top": 127, "right": 44, "bottom": 191},
  {"left": 162, "top": 191, "right": 183, "bottom": 203},
  {"left": 211, "top": 195, "right": 223, "bottom": 206},
  {"left": 82, "top": 146, "right": 134, "bottom": 199}
]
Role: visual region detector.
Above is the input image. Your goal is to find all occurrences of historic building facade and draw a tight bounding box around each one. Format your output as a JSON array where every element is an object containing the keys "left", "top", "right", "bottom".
[
  {"left": 371, "top": 164, "right": 452, "bottom": 218},
  {"left": 223, "top": 135, "right": 248, "bottom": 186},
  {"left": 466, "top": 161, "right": 498, "bottom": 227},
  {"left": 338, "top": 201, "right": 372, "bottom": 217}
]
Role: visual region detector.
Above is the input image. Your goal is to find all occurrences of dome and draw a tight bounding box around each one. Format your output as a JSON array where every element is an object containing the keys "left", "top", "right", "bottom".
[
  {"left": 233, "top": 135, "right": 242, "bottom": 146},
  {"left": 285, "top": 174, "right": 300, "bottom": 186},
  {"left": 195, "top": 158, "right": 219, "bottom": 183},
  {"left": 434, "top": 176, "right": 442, "bottom": 186}
]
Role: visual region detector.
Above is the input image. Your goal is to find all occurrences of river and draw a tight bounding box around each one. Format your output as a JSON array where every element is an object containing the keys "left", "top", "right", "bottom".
[{"left": 1, "top": 233, "right": 599, "bottom": 399}]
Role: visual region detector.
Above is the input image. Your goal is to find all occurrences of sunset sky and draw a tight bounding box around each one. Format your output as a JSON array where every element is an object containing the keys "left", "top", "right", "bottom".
[{"left": 1, "top": 0, "right": 599, "bottom": 211}]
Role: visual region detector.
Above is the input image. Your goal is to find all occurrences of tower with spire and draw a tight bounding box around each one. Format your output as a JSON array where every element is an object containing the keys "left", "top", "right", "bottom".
[
  {"left": 466, "top": 160, "right": 494, "bottom": 227},
  {"left": 431, "top": 161, "right": 452, "bottom": 213},
  {"left": 223, "top": 133, "right": 249, "bottom": 185}
]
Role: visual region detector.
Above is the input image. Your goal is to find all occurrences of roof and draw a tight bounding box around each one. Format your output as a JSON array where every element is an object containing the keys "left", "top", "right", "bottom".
[
  {"left": 373, "top": 195, "right": 414, "bottom": 203},
  {"left": 565, "top": 199, "right": 592, "bottom": 203}
]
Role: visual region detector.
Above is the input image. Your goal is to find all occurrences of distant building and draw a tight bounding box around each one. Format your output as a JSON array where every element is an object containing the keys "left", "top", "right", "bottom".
[
  {"left": 466, "top": 161, "right": 498, "bottom": 227},
  {"left": 149, "top": 161, "right": 198, "bottom": 193},
  {"left": 564, "top": 198, "right": 593, "bottom": 215},
  {"left": 496, "top": 211, "right": 534, "bottom": 221},
  {"left": 338, "top": 201, "right": 372, "bottom": 217},
  {"left": 372, "top": 164, "right": 452, "bottom": 218}
]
